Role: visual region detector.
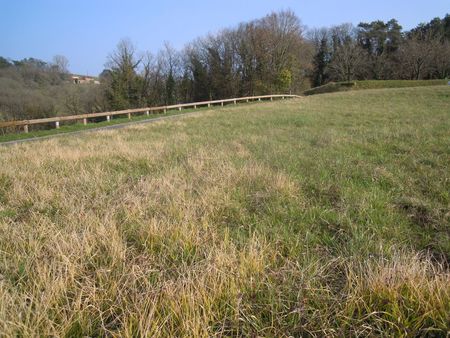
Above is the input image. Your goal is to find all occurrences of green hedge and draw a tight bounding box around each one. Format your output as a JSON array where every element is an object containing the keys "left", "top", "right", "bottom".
[{"left": 303, "top": 80, "right": 448, "bottom": 96}]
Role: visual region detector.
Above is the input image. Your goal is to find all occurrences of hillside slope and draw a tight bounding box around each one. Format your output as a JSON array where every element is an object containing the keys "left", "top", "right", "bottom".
[{"left": 0, "top": 86, "right": 449, "bottom": 336}]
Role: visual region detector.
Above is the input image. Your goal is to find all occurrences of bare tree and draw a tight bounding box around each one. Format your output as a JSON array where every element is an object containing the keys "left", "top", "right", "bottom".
[
  {"left": 157, "top": 42, "right": 181, "bottom": 104},
  {"left": 397, "top": 35, "right": 436, "bottom": 80},
  {"left": 430, "top": 39, "right": 450, "bottom": 78},
  {"left": 330, "top": 23, "right": 355, "bottom": 52},
  {"left": 139, "top": 52, "right": 157, "bottom": 104},
  {"left": 52, "top": 55, "right": 69, "bottom": 74},
  {"left": 106, "top": 38, "right": 141, "bottom": 73},
  {"left": 328, "top": 40, "right": 367, "bottom": 82}
]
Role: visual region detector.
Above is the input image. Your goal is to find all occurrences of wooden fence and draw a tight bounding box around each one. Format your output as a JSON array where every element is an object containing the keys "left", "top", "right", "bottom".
[{"left": 0, "top": 94, "right": 300, "bottom": 133}]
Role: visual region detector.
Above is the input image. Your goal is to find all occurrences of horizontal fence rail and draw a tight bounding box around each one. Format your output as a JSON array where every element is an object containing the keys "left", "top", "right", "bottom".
[{"left": 0, "top": 94, "right": 300, "bottom": 133}]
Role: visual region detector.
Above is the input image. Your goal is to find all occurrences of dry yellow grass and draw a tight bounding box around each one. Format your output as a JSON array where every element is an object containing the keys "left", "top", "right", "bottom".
[{"left": 0, "top": 87, "right": 449, "bottom": 336}]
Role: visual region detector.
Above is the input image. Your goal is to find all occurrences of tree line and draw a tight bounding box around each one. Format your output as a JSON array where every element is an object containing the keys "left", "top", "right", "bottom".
[
  {"left": 310, "top": 15, "right": 450, "bottom": 85},
  {"left": 101, "top": 11, "right": 310, "bottom": 111},
  {"left": 1, "top": 11, "right": 449, "bottom": 121}
]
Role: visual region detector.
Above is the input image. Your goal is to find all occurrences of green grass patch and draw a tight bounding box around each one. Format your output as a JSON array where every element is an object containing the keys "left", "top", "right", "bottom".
[
  {"left": 0, "top": 113, "right": 185, "bottom": 144},
  {"left": 0, "top": 105, "right": 220, "bottom": 143}
]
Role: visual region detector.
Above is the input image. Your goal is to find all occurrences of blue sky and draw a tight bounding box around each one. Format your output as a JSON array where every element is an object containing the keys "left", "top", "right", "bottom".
[{"left": 1, "top": 0, "right": 448, "bottom": 75}]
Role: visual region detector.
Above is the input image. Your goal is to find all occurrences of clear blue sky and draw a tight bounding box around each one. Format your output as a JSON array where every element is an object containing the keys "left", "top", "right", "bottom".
[{"left": 1, "top": 0, "right": 448, "bottom": 75}]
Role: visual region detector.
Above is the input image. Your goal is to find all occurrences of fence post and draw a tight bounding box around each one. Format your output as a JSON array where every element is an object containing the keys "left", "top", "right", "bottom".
[
  {"left": 106, "top": 116, "right": 110, "bottom": 122},
  {"left": 233, "top": 100, "right": 236, "bottom": 105},
  {"left": 164, "top": 108, "right": 167, "bottom": 113},
  {"left": 258, "top": 98, "right": 261, "bottom": 101},
  {"left": 146, "top": 110, "right": 149, "bottom": 116},
  {"left": 55, "top": 121, "right": 60, "bottom": 129},
  {"left": 270, "top": 97, "right": 273, "bottom": 101},
  {"left": 194, "top": 105, "right": 197, "bottom": 109},
  {"left": 179, "top": 107, "right": 182, "bottom": 111},
  {"left": 83, "top": 118, "right": 87, "bottom": 125},
  {"left": 208, "top": 103, "right": 211, "bottom": 108},
  {"left": 24, "top": 125, "right": 29, "bottom": 133},
  {"left": 221, "top": 102, "right": 224, "bottom": 107},
  {"left": 127, "top": 113, "right": 131, "bottom": 119}
]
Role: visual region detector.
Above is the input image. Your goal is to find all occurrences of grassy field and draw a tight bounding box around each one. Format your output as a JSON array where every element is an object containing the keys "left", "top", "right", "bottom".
[
  {"left": 0, "top": 108, "right": 209, "bottom": 143},
  {"left": 0, "top": 102, "right": 280, "bottom": 144},
  {"left": 303, "top": 79, "right": 448, "bottom": 96},
  {"left": 0, "top": 86, "right": 449, "bottom": 336}
]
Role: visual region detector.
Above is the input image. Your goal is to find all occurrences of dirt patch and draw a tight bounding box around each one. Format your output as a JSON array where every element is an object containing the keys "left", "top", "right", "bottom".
[{"left": 396, "top": 198, "right": 436, "bottom": 228}]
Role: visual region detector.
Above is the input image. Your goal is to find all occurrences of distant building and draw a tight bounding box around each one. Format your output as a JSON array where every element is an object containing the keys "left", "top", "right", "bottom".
[{"left": 71, "top": 75, "right": 100, "bottom": 85}]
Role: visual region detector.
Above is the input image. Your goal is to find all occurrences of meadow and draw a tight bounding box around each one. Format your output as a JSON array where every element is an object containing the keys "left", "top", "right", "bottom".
[
  {"left": 0, "top": 86, "right": 449, "bottom": 336},
  {"left": 0, "top": 109, "right": 192, "bottom": 144}
]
